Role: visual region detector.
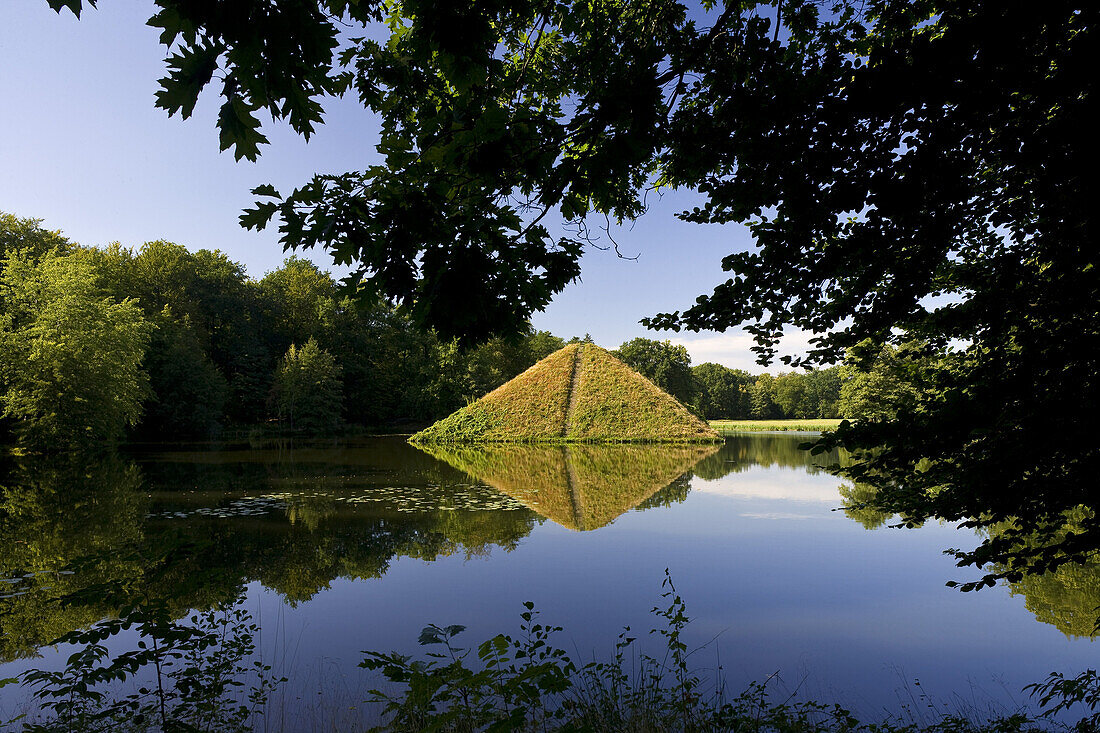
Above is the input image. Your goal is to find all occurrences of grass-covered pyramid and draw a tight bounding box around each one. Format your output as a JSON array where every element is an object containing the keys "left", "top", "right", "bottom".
[{"left": 411, "top": 343, "right": 721, "bottom": 443}]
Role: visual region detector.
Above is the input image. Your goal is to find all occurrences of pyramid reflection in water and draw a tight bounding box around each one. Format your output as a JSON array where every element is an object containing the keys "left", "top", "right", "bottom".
[{"left": 418, "top": 443, "right": 720, "bottom": 531}]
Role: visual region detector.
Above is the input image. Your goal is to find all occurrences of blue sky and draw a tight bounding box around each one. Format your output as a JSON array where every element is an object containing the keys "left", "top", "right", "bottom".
[{"left": 0, "top": 2, "right": 808, "bottom": 370}]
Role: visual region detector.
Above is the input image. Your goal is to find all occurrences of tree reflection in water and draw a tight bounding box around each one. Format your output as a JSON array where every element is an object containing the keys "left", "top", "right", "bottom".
[
  {"left": 0, "top": 440, "right": 538, "bottom": 661},
  {"left": 2, "top": 434, "right": 1099, "bottom": 682}
]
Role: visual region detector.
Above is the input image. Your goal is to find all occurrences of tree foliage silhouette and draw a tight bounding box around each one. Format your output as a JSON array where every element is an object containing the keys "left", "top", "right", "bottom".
[{"left": 47, "top": 0, "right": 1098, "bottom": 581}]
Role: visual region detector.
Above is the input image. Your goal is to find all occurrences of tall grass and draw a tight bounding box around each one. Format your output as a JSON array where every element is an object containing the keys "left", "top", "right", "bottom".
[
  {"left": 411, "top": 346, "right": 577, "bottom": 443},
  {"left": 710, "top": 419, "right": 844, "bottom": 434}
]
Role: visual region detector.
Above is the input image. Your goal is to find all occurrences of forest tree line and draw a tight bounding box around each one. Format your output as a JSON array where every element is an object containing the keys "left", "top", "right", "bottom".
[
  {"left": 611, "top": 337, "right": 915, "bottom": 423},
  {"left": 0, "top": 213, "right": 909, "bottom": 448}
]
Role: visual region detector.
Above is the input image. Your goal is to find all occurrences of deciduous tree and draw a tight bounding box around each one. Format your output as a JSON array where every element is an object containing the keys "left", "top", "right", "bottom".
[
  {"left": 0, "top": 212, "right": 71, "bottom": 269},
  {"left": 270, "top": 338, "right": 343, "bottom": 432},
  {"left": 691, "top": 363, "right": 752, "bottom": 419},
  {"left": 0, "top": 250, "right": 151, "bottom": 447},
  {"left": 259, "top": 256, "right": 338, "bottom": 353},
  {"left": 613, "top": 338, "right": 695, "bottom": 406}
]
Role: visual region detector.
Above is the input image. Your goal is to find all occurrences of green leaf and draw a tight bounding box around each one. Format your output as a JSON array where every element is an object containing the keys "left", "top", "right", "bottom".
[
  {"left": 46, "top": 0, "right": 92, "bottom": 18},
  {"left": 250, "top": 184, "right": 281, "bottom": 199},
  {"left": 154, "top": 43, "right": 221, "bottom": 120},
  {"left": 240, "top": 201, "right": 279, "bottom": 231},
  {"left": 217, "top": 97, "right": 270, "bottom": 162}
]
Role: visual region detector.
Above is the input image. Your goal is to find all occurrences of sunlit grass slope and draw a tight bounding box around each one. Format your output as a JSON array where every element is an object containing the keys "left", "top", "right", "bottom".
[
  {"left": 410, "top": 345, "right": 577, "bottom": 442},
  {"left": 565, "top": 345, "right": 719, "bottom": 442},
  {"left": 419, "top": 443, "right": 719, "bottom": 530},
  {"left": 412, "top": 344, "right": 722, "bottom": 443}
]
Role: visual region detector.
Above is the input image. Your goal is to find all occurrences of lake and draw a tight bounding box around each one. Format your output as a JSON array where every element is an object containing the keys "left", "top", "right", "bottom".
[{"left": 1, "top": 433, "right": 1096, "bottom": 729}]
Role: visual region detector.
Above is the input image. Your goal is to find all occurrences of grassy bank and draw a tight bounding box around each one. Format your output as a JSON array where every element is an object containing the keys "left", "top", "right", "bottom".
[{"left": 710, "top": 418, "right": 844, "bottom": 434}]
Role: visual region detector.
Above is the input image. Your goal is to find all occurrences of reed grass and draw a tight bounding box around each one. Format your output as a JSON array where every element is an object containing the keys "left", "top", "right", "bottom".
[{"left": 709, "top": 419, "right": 844, "bottom": 434}]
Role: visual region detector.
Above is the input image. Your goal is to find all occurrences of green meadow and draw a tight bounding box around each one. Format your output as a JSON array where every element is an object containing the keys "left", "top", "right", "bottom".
[{"left": 709, "top": 418, "right": 845, "bottom": 434}]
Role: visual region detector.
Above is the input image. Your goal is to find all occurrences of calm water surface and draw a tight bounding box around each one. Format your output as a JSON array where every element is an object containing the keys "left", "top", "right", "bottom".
[{"left": 1, "top": 434, "right": 1096, "bottom": 727}]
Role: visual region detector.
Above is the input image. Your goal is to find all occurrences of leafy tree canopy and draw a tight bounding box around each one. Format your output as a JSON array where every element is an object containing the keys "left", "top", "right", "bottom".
[
  {"left": 0, "top": 213, "right": 71, "bottom": 267},
  {"left": 0, "top": 250, "right": 152, "bottom": 447},
  {"left": 259, "top": 255, "right": 338, "bottom": 351},
  {"left": 836, "top": 341, "right": 935, "bottom": 422},
  {"left": 692, "top": 362, "right": 752, "bottom": 420},
  {"left": 613, "top": 337, "right": 695, "bottom": 406},
  {"left": 47, "top": 1, "right": 1098, "bottom": 584},
  {"left": 270, "top": 337, "right": 344, "bottom": 432}
]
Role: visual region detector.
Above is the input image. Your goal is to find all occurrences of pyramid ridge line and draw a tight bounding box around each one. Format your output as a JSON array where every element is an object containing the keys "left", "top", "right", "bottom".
[{"left": 562, "top": 343, "right": 584, "bottom": 437}]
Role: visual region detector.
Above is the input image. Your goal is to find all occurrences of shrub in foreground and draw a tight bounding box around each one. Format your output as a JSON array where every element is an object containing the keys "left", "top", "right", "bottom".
[
  {"left": 8, "top": 574, "right": 1100, "bottom": 731},
  {"left": 360, "top": 573, "right": 1053, "bottom": 733}
]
